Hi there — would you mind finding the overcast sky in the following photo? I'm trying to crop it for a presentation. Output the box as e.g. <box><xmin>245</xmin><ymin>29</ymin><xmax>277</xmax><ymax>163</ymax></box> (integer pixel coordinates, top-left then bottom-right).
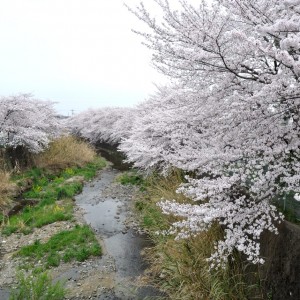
<box><xmin>0</xmin><ymin>0</ymin><xmax>199</xmax><ymax>115</ymax></box>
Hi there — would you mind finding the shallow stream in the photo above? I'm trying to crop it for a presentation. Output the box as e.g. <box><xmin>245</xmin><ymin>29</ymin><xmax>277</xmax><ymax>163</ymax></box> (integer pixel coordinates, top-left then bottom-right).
<box><xmin>75</xmin><ymin>167</ymin><xmax>161</xmax><ymax>299</ymax></box>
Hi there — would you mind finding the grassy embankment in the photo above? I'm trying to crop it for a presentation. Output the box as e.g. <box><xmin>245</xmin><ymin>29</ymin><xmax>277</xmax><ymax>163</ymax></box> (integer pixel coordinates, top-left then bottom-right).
<box><xmin>0</xmin><ymin>136</ymin><xmax>106</xmax><ymax>299</ymax></box>
<box><xmin>117</xmin><ymin>169</ymin><xmax>264</xmax><ymax>300</ymax></box>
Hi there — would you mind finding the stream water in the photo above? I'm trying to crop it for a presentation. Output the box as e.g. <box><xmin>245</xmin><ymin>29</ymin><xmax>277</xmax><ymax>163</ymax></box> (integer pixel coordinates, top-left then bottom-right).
<box><xmin>75</xmin><ymin>168</ymin><xmax>162</xmax><ymax>300</ymax></box>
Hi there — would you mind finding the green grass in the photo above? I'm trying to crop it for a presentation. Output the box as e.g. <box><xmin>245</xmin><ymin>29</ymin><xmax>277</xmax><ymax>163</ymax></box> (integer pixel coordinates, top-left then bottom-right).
<box><xmin>13</xmin><ymin>157</ymin><xmax>106</xmax><ymax>187</ymax></box>
<box><xmin>69</xmin><ymin>157</ymin><xmax>106</xmax><ymax>180</ymax></box>
<box><xmin>9</xmin><ymin>270</ymin><xmax>66</xmax><ymax>300</ymax></box>
<box><xmin>116</xmin><ymin>170</ymin><xmax>145</xmax><ymax>188</ymax></box>
<box><xmin>135</xmin><ymin>200</ymin><xmax>169</xmax><ymax>232</ymax></box>
<box><xmin>17</xmin><ymin>225</ymin><xmax>102</xmax><ymax>268</ymax></box>
<box><xmin>2</xmin><ymin>199</ymin><xmax>73</xmax><ymax>236</ymax></box>
<box><xmin>1</xmin><ymin>157</ymin><xmax>106</xmax><ymax>236</ymax></box>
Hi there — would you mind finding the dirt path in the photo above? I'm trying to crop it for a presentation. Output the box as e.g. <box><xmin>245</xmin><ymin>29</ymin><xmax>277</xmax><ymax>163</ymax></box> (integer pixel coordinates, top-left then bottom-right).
<box><xmin>0</xmin><ymin>167</ymin><xmax>161</xmax><ymax>300</ymax></box>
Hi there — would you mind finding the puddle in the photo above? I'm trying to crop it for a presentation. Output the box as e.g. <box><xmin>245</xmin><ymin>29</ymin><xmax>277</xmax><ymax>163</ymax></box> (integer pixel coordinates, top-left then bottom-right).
<box><xmin>80</xmin><ymin>201</ymin><xmax>126</xmax><ymax>237</ymax></box>
<box><xmin>75</xmin><ymin>168</ymin><xmax>163</xmax><ymax>299</ymax></box>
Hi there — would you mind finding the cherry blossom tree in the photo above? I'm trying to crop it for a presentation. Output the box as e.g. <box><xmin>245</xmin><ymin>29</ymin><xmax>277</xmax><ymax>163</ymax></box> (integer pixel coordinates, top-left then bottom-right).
<box><xmin>67</xmin><ymin>106</ymin><xmax>136</xmax><ymax>145</ymax></box>
<box><xmin>0</xmin><ymin>94</ymin><xmax>61</xmax><ymax>153</ymax></box>
<box><xmin>121</xmin><ymin>0</ymin><xmax>300</xmax><ymax>267</ymax></box>
<box><xmin>120</xmin><ymin>84</ymin><xmax>206</xmax><ymax>171</ymax></box>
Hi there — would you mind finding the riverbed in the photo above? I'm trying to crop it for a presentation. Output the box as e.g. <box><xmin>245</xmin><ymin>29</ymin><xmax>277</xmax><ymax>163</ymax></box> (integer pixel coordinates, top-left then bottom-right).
<box><xmin>75</xmin><ymin>167</ymin><xmax>162</xmax><ymax>299</ymax></box>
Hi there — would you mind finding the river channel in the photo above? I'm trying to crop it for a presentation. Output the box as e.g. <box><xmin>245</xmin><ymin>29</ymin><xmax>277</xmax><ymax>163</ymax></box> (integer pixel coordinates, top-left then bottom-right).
<box><xmin>75</xmin><ymin>167</ymin><xmax>162</xmax><ymax>300</ymax></box>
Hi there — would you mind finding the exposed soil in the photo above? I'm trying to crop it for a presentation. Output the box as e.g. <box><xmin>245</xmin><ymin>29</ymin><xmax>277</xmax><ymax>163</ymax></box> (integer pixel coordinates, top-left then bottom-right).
<box><xmin>0</xmin><ymin>167</ymin><xmax>161</xmax><ymax>300</ymax></box>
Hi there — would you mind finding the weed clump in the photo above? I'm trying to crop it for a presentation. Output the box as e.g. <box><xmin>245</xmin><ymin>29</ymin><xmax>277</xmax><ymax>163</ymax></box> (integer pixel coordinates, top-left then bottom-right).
<box><xmin>10</xmin><ymin>270</ymin><xmax>66</xmax><ymax>300</ymax></box>
<box><xmin>34</xmin><ymin>135</ymin><xmax>96</xmax><ymax>170</ymax></box>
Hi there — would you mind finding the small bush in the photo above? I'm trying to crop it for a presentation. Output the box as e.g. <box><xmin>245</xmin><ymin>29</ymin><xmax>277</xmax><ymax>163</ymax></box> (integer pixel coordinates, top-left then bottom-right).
<box><xmin>46</xmin><ymin>252</ymin><xmax>61</xmax><ymax>268</ymax></box>
<box><xmin>2</xmin><ymin>225</ymin><xmax>18</xmax><ymax>236</ymax></box>
<box><xmin>34</xmin><ymin>135</ymin><xmax>96</xmax><ymax>170</ymax></box>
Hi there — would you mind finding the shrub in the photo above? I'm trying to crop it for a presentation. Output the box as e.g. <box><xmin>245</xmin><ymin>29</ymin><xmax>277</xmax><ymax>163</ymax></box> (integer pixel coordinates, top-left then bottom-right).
<box><xmin>34</xmin><ymin>135</ymin><xmax>96</xmax><ymax>170</ymax></box>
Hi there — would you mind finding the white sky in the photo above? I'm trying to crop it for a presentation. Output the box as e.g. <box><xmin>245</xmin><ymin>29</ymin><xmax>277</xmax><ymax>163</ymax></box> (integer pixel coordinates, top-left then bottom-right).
<box><xmin>0</xmin><ymin>0</ymin><xmax>197</xmax><ymax>115</ymax></box>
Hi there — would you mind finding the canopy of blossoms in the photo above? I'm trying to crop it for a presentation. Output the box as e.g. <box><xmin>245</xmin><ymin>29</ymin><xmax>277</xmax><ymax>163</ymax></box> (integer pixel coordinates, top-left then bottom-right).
<box><xmin>0</xmin><ymin>94</ymin><xmax>61</xmax><ymax>153</ymax></box>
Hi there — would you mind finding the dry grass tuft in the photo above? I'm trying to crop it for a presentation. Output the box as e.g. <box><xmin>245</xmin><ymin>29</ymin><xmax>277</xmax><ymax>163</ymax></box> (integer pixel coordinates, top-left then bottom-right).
<box><xmin>143</xmin><ymin>227</ymin><xmax>259</xmax><ymax>300</ymax></box>
<box><xmin>145</xmin><ymin>169</ymin><xmax>190</xmax><ymax>204</ymax></box>
<box><xmin>34</xmin><ymin>135</ymin><xmax>96</xmax><ymax>170</ymax></box>
<box><xmin>0</xmin><ymin>171</ymin><xmax>16</xmax><ymax>210</ymax></box>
